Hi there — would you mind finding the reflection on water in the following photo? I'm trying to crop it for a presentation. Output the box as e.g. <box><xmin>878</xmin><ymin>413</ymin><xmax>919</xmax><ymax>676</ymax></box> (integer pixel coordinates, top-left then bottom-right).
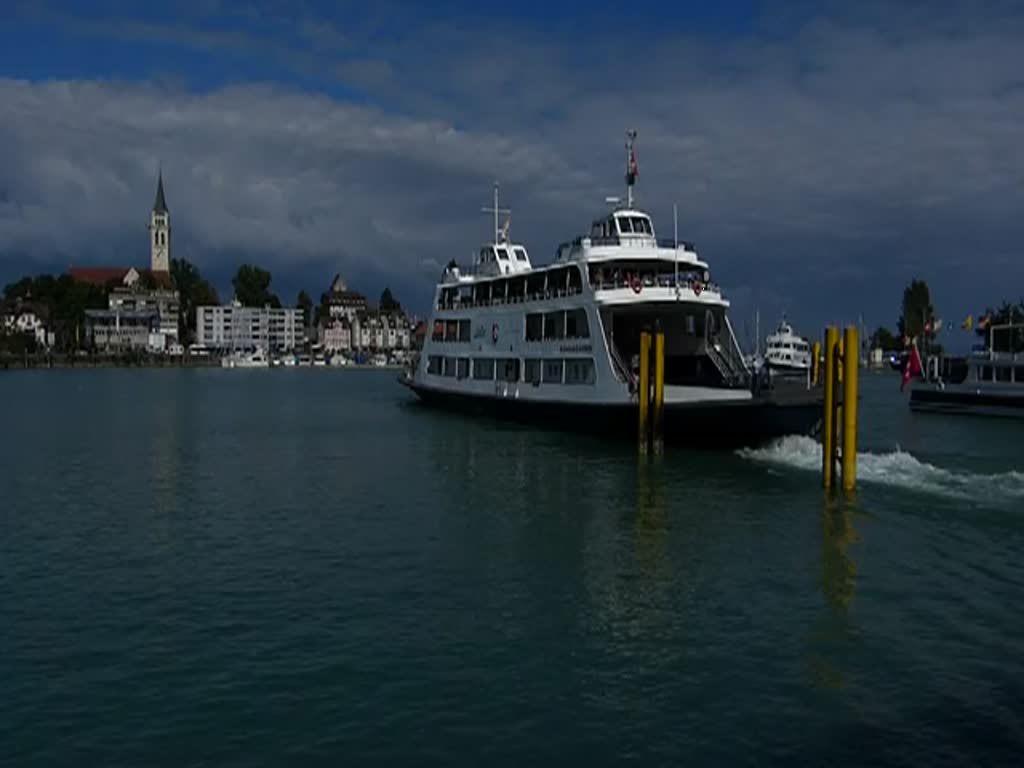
<box><xmin>633</xmin><ymin>457</ymin><xmax>668</xmax><ymax>574</ymax></box>
<box><xmin>808</xmin><ymin>492</ymin><xmax>861</xmax><ymax>690</ymax></box>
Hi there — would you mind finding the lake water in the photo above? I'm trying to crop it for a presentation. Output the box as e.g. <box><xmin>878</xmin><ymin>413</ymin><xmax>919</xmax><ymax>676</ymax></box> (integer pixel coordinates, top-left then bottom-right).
<box><xmin>2</xmin><ymin>368</ymin><xmax>1022</xmax><ymax>766</ymax></box>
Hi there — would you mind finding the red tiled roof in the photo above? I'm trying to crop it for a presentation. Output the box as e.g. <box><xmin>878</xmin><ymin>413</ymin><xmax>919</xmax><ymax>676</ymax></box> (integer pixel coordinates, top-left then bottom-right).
<box><xmin>69</xmin><ymin>266</ymin><xmax>131</xmax><ymax>285</ymax></box>
<box><xmin>69</xmin><ymin>267</ymin><xmax>173</xmax><ymax>289</ymax></box>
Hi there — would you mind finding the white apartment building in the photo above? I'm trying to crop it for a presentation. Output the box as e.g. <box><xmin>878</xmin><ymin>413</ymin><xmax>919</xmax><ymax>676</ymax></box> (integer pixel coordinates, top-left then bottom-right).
<box><xmin>196</xmin><ymin>302</ymin><xmax>303</xmax><ymax>351</ymax></box>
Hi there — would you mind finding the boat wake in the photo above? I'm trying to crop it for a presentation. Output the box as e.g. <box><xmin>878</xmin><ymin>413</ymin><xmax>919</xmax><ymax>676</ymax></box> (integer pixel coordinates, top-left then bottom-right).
<box><xmin>738</xmin><ymin>435</ymin><xmax>1024</xmax><ymax>503</ymax></box>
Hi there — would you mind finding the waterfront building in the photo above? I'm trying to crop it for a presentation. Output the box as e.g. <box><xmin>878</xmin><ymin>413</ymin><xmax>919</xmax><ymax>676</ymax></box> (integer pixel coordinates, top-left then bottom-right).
<box><xmin>326</xmin><ymin>275</ymin><xmax>368</xmax><ymax>321</ymax></box>
<box><xmin>1</xmin><ymin>301</ymin><xmax>53</xmax><ymax>348</ymax></box>
<box><xmin>84</xmin><ymin>309</ymin><xmax>161</xmax><ymax>351</ymax></box>
<box><xmin>196</xmin><ymin>302</ymin><xmax>303</xmax><ymax>352</ymax></box>
<box><xmin>320</xmin><ymin>318</ymin><xmax>353</xmax><ymax>353</ymax></box>
<box><xmin>69</xmin><ymin>172</ymin><xmax>180</xmax><ymax>349</ymax></box>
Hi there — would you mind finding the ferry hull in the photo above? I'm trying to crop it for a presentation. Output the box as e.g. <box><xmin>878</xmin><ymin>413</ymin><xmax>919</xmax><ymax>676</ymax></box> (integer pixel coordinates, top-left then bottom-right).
<box><xmin>403</xmin><ymin>381</ymin><xmax>822</xmax><ymax>448</ymax></box>
<box><xmin>909</xmin><ymin>387</ymin><xmax>1024</xmax><ymax>418</ymax></box>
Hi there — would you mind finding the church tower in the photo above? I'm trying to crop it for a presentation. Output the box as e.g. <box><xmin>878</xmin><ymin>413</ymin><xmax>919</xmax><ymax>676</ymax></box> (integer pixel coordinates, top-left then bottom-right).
<box><xmin>149</xmin><ymin>172</ymin><xmax>170</xmax><ymax>273</ymax></box>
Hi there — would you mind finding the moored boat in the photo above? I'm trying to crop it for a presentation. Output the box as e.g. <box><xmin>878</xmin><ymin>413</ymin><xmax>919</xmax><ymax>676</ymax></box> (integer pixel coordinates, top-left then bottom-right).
<box><xmin>910</xmin><ymin>323</ymin><xmax>1024</xmax><ymax>417</ymax></box>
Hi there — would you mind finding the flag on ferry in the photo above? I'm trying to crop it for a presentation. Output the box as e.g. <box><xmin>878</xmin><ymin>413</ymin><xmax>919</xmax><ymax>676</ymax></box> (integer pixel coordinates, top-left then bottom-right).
<box><xmin>962</xmin><ymin>314</ymin><xmax>973</xmax><ymax>330</ymax></box>
<box><xmin>900</xmin><ymin>342</ymin><xmax>923</xmax><ymax>392</ymax></box>
<box><xmin>628</xmin><ymin>149</ymin><xmax>639</xmax><ymax>181</ymax></box>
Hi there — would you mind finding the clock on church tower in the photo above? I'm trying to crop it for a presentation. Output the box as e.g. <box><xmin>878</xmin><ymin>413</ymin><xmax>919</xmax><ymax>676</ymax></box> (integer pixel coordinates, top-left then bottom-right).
<box><xmin>149</xmin><ymin>172</ymin><xmax>171</xmax><ymax>273</ymax></box>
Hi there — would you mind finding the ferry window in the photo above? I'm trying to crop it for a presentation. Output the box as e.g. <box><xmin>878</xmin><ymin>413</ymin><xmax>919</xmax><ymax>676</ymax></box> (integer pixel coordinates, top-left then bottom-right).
<box><xmin>456</xmin><ymin>358</ymin><xmax>470</xmax><ymax>380</ymax></box>
<box><xmin>996</xmin><ymin>366</ymin><xmax>1011</xmax><ymax>382</ymax></box>
<box><xmin>487</xmin><ymin>247</ymin><xmax>498</xmax><ymax>262</ymax></box>
<box><xmin>980</xmin><ymin>365</ymin><xmax>993</xmax><ymax>381</ymax></box>
<box><xmin>568</xmin><ymin>267</ymin><xmax>583</xmax><ymax>294</ymax></box>
<box><xmin>458</xmin><ymin>319</ymin><xmax>471</xmax><ymax>342</ymax></box>
<box><xmin>515</xmin><ymin>248</ymin><xmax>528</xmax><ymax>262</ymax></box>
<box><xmin>499</xmin><ymin>358</ymin><xmax>520</xmax><ymax>382</ymax></box>
<box><xmin>443</xmin><ymin>357</ymin><xmax>457</xmax><ymax>377</ymax></box>
<box><xmin>431</xmin><ymin>321</ymin><xmax>444</xmax><ymax>342</ymax></box>
<box><xmin>525</xmin><ymin>313</ymin><xmax>544</xmax><ymax>341</ymax></box>
<box><xmin>543</xmin><ymin>359</ymin><xmax>563</xmax><ymax>384</ymax></box>
<box><xmin>427</xmin><ymin>356</ymin><xmax>442</xmax><ymax>375</ymax></box>
<box><xmin>565</xmin><ymin>308</ymin><xmax>589</xmax><ymax>338</ymax></box>
<box><xmin>544</xmin><ymin>312</ymin><xmax>565</xmax><ymax>340</ymax></box>
<box><xmin>685</xmin><ymin>315</ymin><xmax>696</xmax><ymax>335</ymax></box>
<box><xmin>618</xmin><ymin>217</ymin><xmax>633</xmax><ymax>234</ymax></box>
<box><xmin>496</xmin><ymin>248</ymin><xmax>509</xmax><ymax>260</ymax></box>
<box><xmin>1015</xmin><ymin>367</ymin><xmax>1024</xmax><ymax>382</ymax></box>
<box><xmin>631</xmin><ymin>217</ymin><xmax>647</xmax><ymax>234</ymax></box>
<box><xmin>524</xmin><ymin>359</ymin><xmax>542</xmax><ymax>384</ymax></box>
<box><xmin>473</xmin><ymin>358</ymin><xmax>495</xmax><ymax>380</ymax></box>
<box><xmin>565</xmin><ymin>358</ymin><xmax>595</xmax><ymax>385</ymax></box>
<box><xmin>445</xmin><ymin>320</ymin><xmax>459</xmax><ymax>341</ymax></box>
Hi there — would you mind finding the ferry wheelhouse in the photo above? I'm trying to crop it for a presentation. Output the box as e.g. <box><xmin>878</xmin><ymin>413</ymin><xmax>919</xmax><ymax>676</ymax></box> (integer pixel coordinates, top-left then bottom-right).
<box><xmin>403</xmin><ymin>133</ymin><xmax>821</xmax><ymax>446</ymax></box>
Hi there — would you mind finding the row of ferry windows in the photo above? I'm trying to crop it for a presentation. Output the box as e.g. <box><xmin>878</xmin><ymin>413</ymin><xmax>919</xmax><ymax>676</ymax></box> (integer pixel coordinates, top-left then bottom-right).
<box><xmin>426</xmin><ymin>356</ymin><xmax>595</xmax><ymax>385</ymax></box>
<box><xmin>978</xmin><ymin>365</ymin><xmax>1024</xmax><ymax>383</ymax></box>
<box><xmin>438</xmin><ymin>266</ymin><xmax>584</xmax><ymax>309</ymax></box>
<box><xmin>431</xmin><ymin>310</ymin><xmax>591</xmax><ymax>343</ymax></box>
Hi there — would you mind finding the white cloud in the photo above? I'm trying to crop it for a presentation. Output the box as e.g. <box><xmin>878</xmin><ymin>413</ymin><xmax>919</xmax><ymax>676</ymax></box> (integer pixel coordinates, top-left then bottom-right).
<box><xmin>2</xmin><ymin>2</ymin><xmax>1024</xmax><ymax>328</ymax></box>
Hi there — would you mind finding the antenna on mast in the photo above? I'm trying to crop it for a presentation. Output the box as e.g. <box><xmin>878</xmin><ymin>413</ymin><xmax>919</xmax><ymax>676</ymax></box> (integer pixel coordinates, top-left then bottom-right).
<box><xmin>481</xmin><ymin>181</ymin><xmax>511</xmax><ymax>244</ymax></box>
<box><xmin>625</xmin><ymin>129</ymin><xmax>638</xmax><ymax>209</ymax></box>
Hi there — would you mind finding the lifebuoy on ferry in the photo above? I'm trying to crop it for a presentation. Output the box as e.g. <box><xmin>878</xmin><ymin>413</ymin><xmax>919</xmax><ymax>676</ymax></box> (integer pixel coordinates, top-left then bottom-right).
<box><xmin>693</xmin><ymin>281</ymin><xmax>703</xmax><ymax>296</ymax></box>
<box><xmin>491</xmin><ymin>323</ymin><xmax>499</xmax><ymax>344</ymax></box>
<box><xmin>630</xmin><ymin>275</ymin><xmax>642</xmax><ymax>294</ymax></box>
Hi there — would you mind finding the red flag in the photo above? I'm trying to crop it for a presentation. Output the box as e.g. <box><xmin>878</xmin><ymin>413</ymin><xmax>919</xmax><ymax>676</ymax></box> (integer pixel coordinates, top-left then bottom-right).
<box><xmin>901</xmin><ymin>343</ymin><xmax>922</xmax><ymax>391</ymax></box>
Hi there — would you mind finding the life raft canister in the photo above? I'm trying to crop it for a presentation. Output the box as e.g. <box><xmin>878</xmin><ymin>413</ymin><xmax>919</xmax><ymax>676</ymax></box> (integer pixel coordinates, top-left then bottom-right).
<box><xmin>630</xmin><ymin>275</ymin><xmax>642</xmax><ymax>294</ymax></box>
<box><xmin>491</xmin><ymin>323</ymin><xmax>499</xmax><ymax>343</ymax></box>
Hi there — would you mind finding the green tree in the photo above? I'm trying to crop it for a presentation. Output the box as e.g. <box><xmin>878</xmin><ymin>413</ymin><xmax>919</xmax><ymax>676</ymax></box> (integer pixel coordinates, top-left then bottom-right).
<box><xmin>869</xmin><ymin>326</ymin><xmax>899</xmax><ymax>350</ymax></box>
<box><xmin>379</xmin><ymin>287</ymin><xmax>401</xmax><ymax>314</ymax></box>
<box><xmin>3</xmin><ymin>273</ymin><xmax>107</xmax><ymax>351</ymax></box>
<box><xmin>171</xmin><ymin>258</ymin><xmax>220</xmax><ymax>344</ymax></box>
<box><xmin>897</xmin><ymin>279</ymin><xmax>935</xmax><ymax>341</ymax></box>
<box><xmin>296</xmin><ymin>290</ymin><xmax>313</xmax><ymax>327</ymax></box>
<box><xmin>232</xmin><ymin>264</ymin><xmax>280</xmax><ymax>308</ymax></box>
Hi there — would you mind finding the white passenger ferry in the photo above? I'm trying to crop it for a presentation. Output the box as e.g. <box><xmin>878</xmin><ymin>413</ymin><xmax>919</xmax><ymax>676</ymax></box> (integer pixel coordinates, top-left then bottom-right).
<box><xmin>764</xmin><ymin>317</ymin><xmax>812</xmax><ymax>375</ymax></box>
<box><xmin>403</xmin><ymin>133</ymin><xmax>821</xmax><ymax>446</ymax></box>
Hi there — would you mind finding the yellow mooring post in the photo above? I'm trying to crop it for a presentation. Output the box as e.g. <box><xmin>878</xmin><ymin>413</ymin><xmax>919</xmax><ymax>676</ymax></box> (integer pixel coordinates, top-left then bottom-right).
<box><xmin>652</xmin><ymin>331</ymin><xmax>665</xmax><ymax>455</ymax></box>
<box><xmin>822</xmin><ymin>326</ymin><xmax>839</xmax><ymax>489</ymax></box>
<box><xmin>638</xmin><ymin>331</ymin><xmax>651</xmax><ymax>454</ymax></box>
<box><xmin>837</xmin><ymin>336</ymin><xmax>845</xmax><ymax>384</ymax></box>
<box><xmin>841</xmin><ymin>325</ymin><xmax>859</xmax><ymax>491</ymax></box>
<box><xmin>812</xmin><ymin>340</ymin><xmax>822</xmax><ymax>386</ymax></box>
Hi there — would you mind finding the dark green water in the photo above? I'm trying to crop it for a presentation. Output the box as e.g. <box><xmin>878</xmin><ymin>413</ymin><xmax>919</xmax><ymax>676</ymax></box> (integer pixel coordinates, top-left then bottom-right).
<box><xmin>2</xmin><ymin>369</ymin><xmax>1022</xmax><ymax>766</ymax></box>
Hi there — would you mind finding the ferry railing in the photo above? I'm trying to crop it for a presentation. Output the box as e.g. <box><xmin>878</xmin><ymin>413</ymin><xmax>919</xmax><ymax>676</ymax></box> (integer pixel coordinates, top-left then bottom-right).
<box><xmin>607</xmin><ymin>339</ymin><xmax>636</xmax><ymax>390</ymax></box>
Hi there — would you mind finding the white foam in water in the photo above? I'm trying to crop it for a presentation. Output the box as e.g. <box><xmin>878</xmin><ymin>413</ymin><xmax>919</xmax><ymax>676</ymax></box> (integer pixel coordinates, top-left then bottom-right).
<box><xmin>738</xmin><ymin>435</ymin><xmax>1024</xmax><ymax>503</ymax></box>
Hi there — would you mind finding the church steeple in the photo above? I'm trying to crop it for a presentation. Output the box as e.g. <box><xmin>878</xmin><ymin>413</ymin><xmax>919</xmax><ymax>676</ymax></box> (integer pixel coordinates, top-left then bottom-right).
<box><xmin>149</xmin><ymin>171</ymin><xmax>171</xmax><ymax>272</ymax></box>
<box><xmin>153</xmin><ymin>171</ymin><xmax>168</xmax><ymax>214</ymax></box>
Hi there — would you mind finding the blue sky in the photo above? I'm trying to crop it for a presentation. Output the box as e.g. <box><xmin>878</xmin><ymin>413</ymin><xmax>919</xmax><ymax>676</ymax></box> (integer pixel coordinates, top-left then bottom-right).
<box><xmin>2</xmin><ymin>0</ymin><xmax>1024</xmax><ymax>346</ymax></box>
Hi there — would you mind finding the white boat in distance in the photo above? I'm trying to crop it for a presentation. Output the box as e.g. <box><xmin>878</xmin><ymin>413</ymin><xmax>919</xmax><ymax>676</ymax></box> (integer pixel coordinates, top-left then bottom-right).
<box><xmin>221</xmin><ymin>348</ymin><xmax>270</xmax><ymax>368</ymax></box>
<box><xmin>764</xmin><ymin>317</ymin><xmax>811</xmax><ymax>374</ymax></box>
<box><xmin>401</xmin><ymin>132</ymin><xmax>821</xmax><ymax>447</ymax></box>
